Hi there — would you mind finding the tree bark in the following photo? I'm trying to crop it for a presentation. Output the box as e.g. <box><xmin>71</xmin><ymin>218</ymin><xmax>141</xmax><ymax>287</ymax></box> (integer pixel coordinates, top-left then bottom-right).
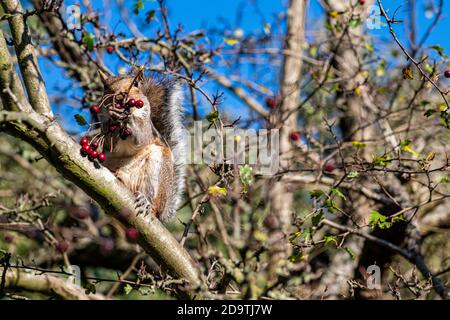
<box><xmin>267</xmin><ymin>0</ymin><xmax>307</xmax><ymax>280</ymax></box>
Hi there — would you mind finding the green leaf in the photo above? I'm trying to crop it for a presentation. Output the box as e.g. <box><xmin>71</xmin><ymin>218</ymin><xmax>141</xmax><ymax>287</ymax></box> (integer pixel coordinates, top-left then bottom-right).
<box><xmin>324</xmin><ymin>235</ymin><xmax>338</xmax><ymax>246</ymax></box>
<box><xmin>82</xmin><ymin>32</ymin><xmax>95</xmax><ymax>51</ymax></box>
<box><xmin>309</xmin><ymin>189</ymin><xmax>325</xmax><ymax>199</ymax></box>
<box><xmin>145</xmin><ymin>10</ymin><xmax>155</xmax><ymax>23</ymax></box>
<box><xmin>124</xmin><ymin>284</ymin><xmax>133</xmax><ymax>295</ymax></box>
<box><xmin>206</xmin><ymin>110</ymin><xmax>219</xmax><ymax>123</ymax></box>
<box><xmin>392</xmin><ymin>215</ymin><xmax>406</xmax><ymax>223</ymax></box>
<box><xmin>324</xmin><ymin>199</ymin><xmax>337</xmax><ymax>213</ymax></box>
<box><xmin>429</xmin><ymin>45</ymin><xmax>447</xmax><ymax>57</ymax></box>
<box><xmin>311</xmin><ymin>211</ymin><xmax>324</xmax><ymax>226</ymax></box>
<box><xmin>424</xmin><ymin>109</ymin><xmax>436</xmax><ymax>117</ymax></box>
<box><xmin>345</xmin><ymin>247</ymin><xmax>356</xmax><ymax>261</ymax></box>
<box><xmin>331</xmin><ymin>188</ymin><xmax>346</xmax><ymax>200</ymax></box>
<box><xmin>348</xmin><ymin>18</ymin><xmax>362</xmax><ymax>29</ymax></box>
<box><xmin>239</xmin><ymin>164</ymin><xmax>253</xmax><ymax>187</ymax></box>
<box><xmin>347</xmin><ymin>171</ymin><xmax>359</xmax><ymax>179</ymax></box>
<box><xmin>74</xmin><ymin>114</ymin><xmax>87</xmax><ymax>126</ymax></box>
<box><xmin>373</xmin><ymin>155</ymin><xmax>391</xmax><ymax>167</ymax></box>
<box><xmin>303</xmin><ymin>228</ymin><xmax>313</xmax><ymax>241</ymax></box>
<box><xmin>369</xmin><ymin>210</ymin><xmax>392</xmax><ymax>229</ymax></box>
<box><xmin>133</xmin><ymin>0</ymin><xmax>144</xmax><ymax>14</ymax></box>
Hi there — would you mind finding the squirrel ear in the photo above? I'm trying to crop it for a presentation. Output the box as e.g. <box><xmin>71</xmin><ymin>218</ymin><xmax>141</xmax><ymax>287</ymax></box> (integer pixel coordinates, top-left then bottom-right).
<box><xmin>98</xmin><ymin>70</ymin><xmax>110</xmax><ymax>86</ymax></box>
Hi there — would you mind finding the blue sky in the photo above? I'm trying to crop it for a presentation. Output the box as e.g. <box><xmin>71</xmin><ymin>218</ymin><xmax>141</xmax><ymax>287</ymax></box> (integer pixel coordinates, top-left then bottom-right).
<box><xmin>26</xmin><ymin>0</ymin><xmax>450</xmax><ymax>132</ymax></box>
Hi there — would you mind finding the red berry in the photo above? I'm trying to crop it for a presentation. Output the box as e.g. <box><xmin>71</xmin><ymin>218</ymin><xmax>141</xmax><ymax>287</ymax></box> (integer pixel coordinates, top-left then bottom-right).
<box><xmin>324</xmin><ymin>161</ymin><xmax>336</xmax><ymax>173</ymax></box>
<box><xmin>100</xmin><ymin>238</ymin><xmax>115</xmax><ymax>256</ymax></box>
<box><xmin>265</xmin><ymin>96</ymin><xmax>277</xmax><ymax>109</ymax></box>
<box><xmin>90</xmin><ymin>141</ymin><xmax>99</xmax><ymax>150</ymax></box>
<box><xmin>126</xmin><ymin>227</ymin><xmax>139</xmax><ymax>242</ymax></box>
<box><xmin>289</xmin><ymin>131</ymin><xmax>301</xmax><ymax>142</ymax></box>
<box><xmin>80</xmin><ymin>137</ymin><xmax>89</xmax><ymax>146</ymax></box>
<box><xmin>127</xmin><ymin>98</ymin><xmax>136</xmax><ymax>107</ymax></box>
<box><xmin>120</xmin><ymin>127</ymin><xmax>132</xmax><ymax>140</ymax></box>
<box><xmin>135</xmin><ymin>99</ymin><xmax>144</xmax><ymax>108</ymax></box>
<box><xmin>106</xmin><ymin>46</ymin><xmax>114</xmax><ymax>54</ymax></box>
<box><xmin>359</xmin><ymin>0</ymin><xmax>365</xmax><ymax>4</ymax></box>
<box><xmin>80</xmin><ymin>144</ymin><xmax>91</xmax><ymax>156</ymax></box>
<box><xmin>109</xmin><ymin>124</ymin><xmax>119</xmax><ymax>133</ymax></box>
<box><xmin>70</xmin><ymin>206</ymin><xmax>90</xmax><ymax>219</ymax></box>
<box><xmin>4</xmin><ymin>234</ymin><xmax>14</xmax><ymax>243</ymax></box>
<box><xmin>56</xmin><ymin>240</ymin><xmax>69</xmax><ymax>253</ymax></box>
<box><xmin>89</xmin><ymin>150</ymin><xmax>98</xmax><ymax>160</ymax></box>
<box><xmin>98</xmin><ymin>153</ymin><xmax>107</xmax><ymax>162</ymax></box>
<box><xmin>445</xmin><ymin>70</ymin><xmax>450</xmax><ymax>78</ymax></box>
<box><xmin>90</xmin><ymin>104</ymin><xmax>101</xmax><ymax>113</ymax></box>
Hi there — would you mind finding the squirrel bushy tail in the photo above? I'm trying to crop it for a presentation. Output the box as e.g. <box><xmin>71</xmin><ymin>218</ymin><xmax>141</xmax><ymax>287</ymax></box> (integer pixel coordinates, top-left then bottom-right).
<box><xmin>141</xmin><ymin>77</ymin><xmax>186</xmax><ymax>220</ymax></box>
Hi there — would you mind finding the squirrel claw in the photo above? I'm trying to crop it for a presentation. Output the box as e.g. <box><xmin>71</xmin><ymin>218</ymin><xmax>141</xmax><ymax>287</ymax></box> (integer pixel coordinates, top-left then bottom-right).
<box><xmin>134</xmin><ymin>192</ymin><xmax>151</xmax><ymax>216</ymax></box>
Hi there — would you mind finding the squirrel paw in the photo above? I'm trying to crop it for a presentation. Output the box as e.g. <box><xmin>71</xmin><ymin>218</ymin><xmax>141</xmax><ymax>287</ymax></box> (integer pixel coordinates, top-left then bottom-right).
<box><xmin>134</xmin><ymin>192</ymin><xmax>151</xmax><ymax>216</ymax></box>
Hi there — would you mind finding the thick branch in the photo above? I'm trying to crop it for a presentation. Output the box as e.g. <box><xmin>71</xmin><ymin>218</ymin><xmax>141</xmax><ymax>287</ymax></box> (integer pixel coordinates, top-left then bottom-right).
<box><xmin>0</xmin><ymin>111</ymin><xmax>201</xmax><ymax>292</ymax></box>
<box><xmin>1</xmin><ymin>267</ymin><xmax>106</xmax><ymax>300</ymax></box>
<box><xmin>2</xmin><ymin>0</ymin><xmax>52</xmax><ymax>115</ymax></box>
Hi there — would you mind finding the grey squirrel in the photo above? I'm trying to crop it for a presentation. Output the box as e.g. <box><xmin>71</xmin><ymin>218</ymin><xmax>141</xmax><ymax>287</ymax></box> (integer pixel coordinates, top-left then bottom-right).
<box><xmin>96</xmin><ymin>71</ymin><xmax>185</xmax><ymax>221</ymax></box>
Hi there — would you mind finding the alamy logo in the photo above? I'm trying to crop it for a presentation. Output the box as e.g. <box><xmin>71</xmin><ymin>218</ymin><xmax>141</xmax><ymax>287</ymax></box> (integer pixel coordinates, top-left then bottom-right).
<box><xmin>66</xmin><ymin>4</ymin><xmax>81</xmax><ymax>30</ymax></box>
<box><xmin>366</xmin><ymin>264</ymin><xmax>381</xmax><ymax>290</ymax></box>
<box><xmin>184</xmin><ymin>121</ymin><xmax>280</xmax><ymax>175</ymax></box>
<box><xmin>66</xmin><ymin>264</ymin><xmax>81</xmax><ymax>288</ymax></box>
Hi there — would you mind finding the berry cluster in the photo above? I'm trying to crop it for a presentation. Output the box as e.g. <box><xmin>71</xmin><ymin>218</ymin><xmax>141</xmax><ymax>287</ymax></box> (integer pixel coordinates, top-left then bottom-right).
<box><xmin>81</xmin><ymin>95</ymin><xmax>145</xmax><ymax>167</ymax></box>
<box><xmin>89</xmin><ymin>97</ymin><xmax>145</xmax><ymax>115</ymax></box>
<box><xmin>80</xmin><ymin>136</ymin><xmax>107</xmax><ymax>163</ymax></box>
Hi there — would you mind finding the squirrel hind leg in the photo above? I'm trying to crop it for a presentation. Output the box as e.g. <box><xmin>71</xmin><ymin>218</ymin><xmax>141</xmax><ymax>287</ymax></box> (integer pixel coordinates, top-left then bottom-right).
<box><xmin>134</xmin><ymin>191</ymin><xmax>151</xmax><ymax>216</ymax></box>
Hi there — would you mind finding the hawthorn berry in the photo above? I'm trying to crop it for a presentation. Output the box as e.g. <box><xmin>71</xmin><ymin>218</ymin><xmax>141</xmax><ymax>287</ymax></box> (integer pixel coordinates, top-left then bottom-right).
<box><xmin>90</xmin><ymin>141</ymin><xmax>99</xmax><ymax>150</ymax></box>
<box><xmin>127</xmin><ymin>98</ymin><xmax>136</xmax><ymax>107</ymax></box>
<box><xmin>80</xmin><ymin>137</ymin><xmax>89</xmax><ymax>146</ymax></box>
<box><xmin>121</xmin><ymin>127</ymin><xmax>132</xmax><ymax>140</ymax></box>
<box><xmin>445</xmin><ymin>70</ymin><xmax>450</xmax><ymax>78</ymax></box>
<box><xmin>80</xmin><ymin>144</ymin><xmax>91</xmax><ymax>156</ymax></box>
<box><xmin>109</xmin><ymin>124</ymin><xmax>119</xmax><ymax>133</ymax></box>
<box><xmin>88</xmin><ymin>150</ymin><xmax>99</xmax><ymax>161</ymax></box>
<box><xmin>90</xmin><ymin>104</ymin><xmax>101</xmax><ymax>113</ymax></box>
<box><xmin>289</xmin><ymin>131</ymin><xmax>301</xmax><ymax>142</ymax></box>
<box><xmin>126</xmin><ymin>227</ymin><xmax>139</xmax><ymax>242</ymax></box>
<box><xmin>324</xmin><ymin>161</ymin><xmax>336</xmax><ymax>173</ymax></box>
<box><xmin>135</xmin><ymin>99</ymin><xmax>144</xmax><ymax>108</ymax></box>
<box><xmin>265</xmin><ymin>96</ymin><xmax>277</xmax><ymax>109</ymax></box>
<box><xmin>56</xmin><ymin>240</ymin><xmax>69</xmax><ymax>253</ymax></box>
<box><xmin>106</xmin><ymin>46</ymin><xmax>114</xmax><ymax>54</ymax></box>
<box><xmin>99</xmin><ymin>238</ymin><xmax>115</xmax><ymax>256</ymax></box>
<box><xmin>98</xmin><ymin>153</ymin><xmax>107</xmax><ymax>162</ymax></box>
<box><xmin>70</xmin><ymin>206</ymin><xmax>90</xmax><ymax>219</ymax></box>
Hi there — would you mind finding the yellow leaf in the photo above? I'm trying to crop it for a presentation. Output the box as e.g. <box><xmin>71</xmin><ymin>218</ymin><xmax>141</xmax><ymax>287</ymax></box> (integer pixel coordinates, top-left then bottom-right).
<box><xmin>425</xmin><ymin>152</ymin><xmax>435</xmax><ymax>162</ymax></box>
<box><xmin>402</xmin><ymin>144</ymin><xmax>419</xmax><ymax>157</ymax></box>
<box><xmin>402</xmin><ymin>67</ymin><xmax>414</xmax><ymax>80</ymax></box>
<box><xmin>437</xmin><ymin>102</ymin><xmax>447</xmax><ymax>112</ymax></box>
<box><xmin>253</xmin><ymin>230</ymin><xmax>268</xmax><ymax>242</ymax></box>
<box><xmin>329</xmin><ymin>11</ymin><xmax>339</xmax><ymax>18</ymax></box>
<box><xmin>355</xmin><ymin>86</ymin><xmax>362</xmax><ymax>97</ymax></box>
<box><xmin>207</xmin><ymin>186</ymin><xmax>227</xmax><ymax>198</ymax></box>
<box><xmin>224</xmin><ymin>38</ymin><xmax>239</xmax><ymax>45</ymax></box>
